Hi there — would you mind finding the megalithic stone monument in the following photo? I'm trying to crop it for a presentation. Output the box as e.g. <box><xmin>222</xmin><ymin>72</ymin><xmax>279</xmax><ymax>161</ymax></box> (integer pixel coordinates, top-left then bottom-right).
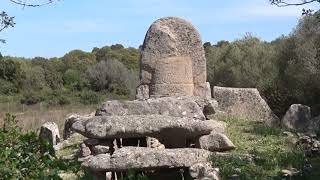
<box><xmin>136</xmin><ymin>17</ymin><xmax>211</xmax><ymax>99</ymax></box>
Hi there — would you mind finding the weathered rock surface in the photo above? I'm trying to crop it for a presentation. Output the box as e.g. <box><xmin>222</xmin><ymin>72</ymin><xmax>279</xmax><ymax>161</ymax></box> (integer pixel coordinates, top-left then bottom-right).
<box><xmin>213</xmin><ymin>86</ymin><xmax>279</xmax><ymax>126</ymax></box>
<box><xmin>139</xmin><ymin>17</ymin><xmax>209</xmax><ymax>98</ymax></box>
<box><xmin>282</xmin><ymin>104</ymin><xmax>312</xmax><ymax>132</ymax></box>
<box><xmin>135</xmin><ymin>84</ymin><xmax>149</xmax><ymax>100</ymax></box>
<box><xmin>147</xmin><ymin>137</ymin><xmax>165</xmax><ymax>149</ymax></box>
<box><xmin>189</xmin><ymin>163</ymin><xmax>221</xmax><ymax>180</ymax></box>
<box><xmin>203</xmin><ymin>120</ymin><xmax>226</xmax><ymax>134</ymax></box>
<box><xmin>92</xmin><ymin>145</ymin><xmax>110</xmax><ymax>155</ymax></box>
<box><xmin>196</xmin><ymin>133</ymin><xmax>236</xmax><ymax>152</ymax></box>
<box><xmin>82</xmin><ymin>147</ymin><xmax>213</xmax><ymax>171</ymax></box>
<box><xmin>80</xmin><ymin>143</ymin><xmax>91</xmax><ymax>157</ymax></box>
<box><xmin>39</xmin><ymin>122</ymin><xmax>60</xmax><ymax>145</ymax></box>
<box><xmin>96</xmin><ymin>96</ymin><xmax>206</xmax><ymax>120</ymax></box>
<box><xmin>309</xmin><ymin>115</ymin><xmax>320</xmax><ymax>134</ymax></box>
<box><xmin>71</xmin><ymin>115</ymin><xmax>213</xmax><ymax>139</ymax></box>
<box><xmin>63</xmin><ymin>113</ymin><xmax>94</xmax><ymax>140</ymax></box>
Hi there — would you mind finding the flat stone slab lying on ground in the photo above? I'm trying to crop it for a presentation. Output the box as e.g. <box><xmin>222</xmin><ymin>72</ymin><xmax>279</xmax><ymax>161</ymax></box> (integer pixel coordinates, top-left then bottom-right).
<box><xmin>82</xmin><ymin>147</ymin><xmax>213</xmax><ymax>171</ymax></box>
<box><xmin>71</xmin><ymin>115</ymin><xmax>214</xmax><ymax>139</ymax></box>
<box><xmin>96</xmin><ymin>96</ymin><xmax>206</xmax><ymax>120</ymax></box>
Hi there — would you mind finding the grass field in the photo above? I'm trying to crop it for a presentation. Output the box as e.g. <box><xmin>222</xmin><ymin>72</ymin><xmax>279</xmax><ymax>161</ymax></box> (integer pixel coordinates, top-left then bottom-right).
<box><xmin>212</xmin><ymin>116</ymin><xmax>307</xmax><ymax>179</ymax></box>
<box><xmin>0</xmin><ymin>102</ymin><xmax>97</xmax><ymax>133</ymax></box>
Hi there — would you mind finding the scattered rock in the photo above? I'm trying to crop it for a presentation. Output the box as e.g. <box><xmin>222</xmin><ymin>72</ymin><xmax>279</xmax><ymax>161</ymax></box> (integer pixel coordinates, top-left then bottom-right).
<box><xmin>39</xmin><ymin>122</ymin><xmax>60</xmax><ymax>145</ymax></box>
<box><xmin>146</xmin><ymin>137</ymin><xmax>165</xmax><ymax>149</ymax></box>
<box><xmin>58</xmin><ymin>172</ymin><xmax>78</xmax><ymax>180</ymax></box>
<box><xmin>92</xmin><ymin>145</ymin><xmax>110</xmax><ymax>155</ymax></box>
<box><xmin>82</xmin><ymin>147</ymin><xmax>213</xmax><ymax>171</ymax></box>
<box><xmin>196</xmin><ymin>133</ymin><xmax>236</xmax><ymax>152</ymax></box>
<box><xmin>96</xmin><ymin>96</ymin><xmax>206</xmax><ymax>120</ymax></box>
<box><xmin>281</xmin><ymin>168</ymin><xmax>299</xmax><ymax>177</ymax></box>
<box><xmin>282</xmin><ymin>104</ymin><xmax>312</xmax><ymax>132</ymax></box>
<box><xmin>189</xmin><ymin>162</ymin><xmax>221</xmax><ymax>180</ymax></box>
<box><xmin>63</xmin><ymin>113</ymin><xmax>94</xmax><ymax>140</ymax></box>
<box><xmin>80</xmin><ymin>143</ymin><xmax>91</xmax><ymax>157</ymax></box>
<box><xmin>71</xmin><ymin>115</ymin><xmax>213</xmax><ymax>140</ymax></box>
<box><xmin>139</xmin><ymin>17</ymin><xmax>209</xmax><ymax>98</ymax></box>
<box><xmin>213</xmin><ymin>86</ymin><xmax>279</xmax><ymax>126</ymax></box>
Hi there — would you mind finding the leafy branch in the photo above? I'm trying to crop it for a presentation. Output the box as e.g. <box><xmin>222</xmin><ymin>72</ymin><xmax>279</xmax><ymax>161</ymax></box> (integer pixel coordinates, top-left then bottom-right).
<box><xmin>9</xmin><ymin>0</ymin><xmax>55</xmax><ymax>7</ymax></box>
<box><xmin>270</xmin><ymin>0</ymin><xmax>320</xmax><ymax>7</ymax></box>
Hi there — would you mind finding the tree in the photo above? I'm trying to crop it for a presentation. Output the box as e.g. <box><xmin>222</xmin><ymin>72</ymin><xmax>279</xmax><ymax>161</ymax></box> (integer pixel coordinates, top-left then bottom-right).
<box><xmin>86</xmin><ymin>59</ymin><xmax>138</xmax><ymax>98</ymax></box>
<box><xmin>270</xmin><ymin>0</ymin><xmax>320</xmax><ymax>15</ymax></box>
<box><xmin>92</xmin><ymin>45</ymin><xmax>139</xmax><ymax>70</ymax></box>
<box><xmin>8</xmin><ymin>0</ymin><xmax>56</xmax><ymax>7</ymax></box>
<box><xmin>270</xmin><ymin>0</ymin><xmax>320</xmax><ymax>6</ymax></box>
<box><xmin>0</xmin><ymin>11</ymin><xmax>15</xmax><ymax>43</ymax></box>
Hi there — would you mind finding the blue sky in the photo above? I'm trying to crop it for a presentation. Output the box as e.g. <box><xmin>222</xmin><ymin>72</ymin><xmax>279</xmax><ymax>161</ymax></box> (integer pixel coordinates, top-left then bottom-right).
<box><xmin>0</xmin><ymin>0</ymin><xmax>318</xmax><ymax>58</ymax></box>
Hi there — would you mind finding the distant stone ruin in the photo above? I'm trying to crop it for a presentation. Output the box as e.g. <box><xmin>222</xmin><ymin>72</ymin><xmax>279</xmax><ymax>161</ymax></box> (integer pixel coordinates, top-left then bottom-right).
<box><xmin>137</xmin><ymin>17</ymin><xmax>211</xmax><ymax>99</ymax></box>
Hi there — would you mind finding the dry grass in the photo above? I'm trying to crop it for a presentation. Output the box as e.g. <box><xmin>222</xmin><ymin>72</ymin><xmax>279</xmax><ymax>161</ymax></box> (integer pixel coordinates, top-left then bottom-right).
<box><xmin>0</xmin><ymin>103</ymin><xmax>97</xmax><ymax>133</ymax></box>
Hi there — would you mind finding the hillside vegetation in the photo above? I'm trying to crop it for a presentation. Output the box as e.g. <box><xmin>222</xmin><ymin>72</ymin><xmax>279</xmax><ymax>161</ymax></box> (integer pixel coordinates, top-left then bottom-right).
<box><xmin>1</xmin><ymin>13</ymin><xmax>320</xmax><ymax>119</ymax></box>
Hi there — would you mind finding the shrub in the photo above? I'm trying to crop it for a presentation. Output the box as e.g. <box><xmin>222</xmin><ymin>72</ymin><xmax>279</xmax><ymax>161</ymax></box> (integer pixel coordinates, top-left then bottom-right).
<box><xmin>86</xmin><ymin>59</ymin><xmax>138</xmax><ymax>98</ymax></box>
<box><xmin>79</xmin><ymin>90</ymin><xmax>100</xmax><ymax>105</ymax></box>
<box><xmin>0</xmin><ymin>79</ymin><xmax>17</xmax><ymax>95</ymax></box>
<box><xmin>20</xmin><ymin>91</ymin><xmax>45</xmax><ymax>105</ymax></box>
<box><xmin>44</xmin><ymin>89</ymin><xmax>71</xmax><ymax>106</ymax></box>
<box><xmin>0</xmin><ymin>113</ymin><xmax>58</xmax><ymax>179</ymax></box>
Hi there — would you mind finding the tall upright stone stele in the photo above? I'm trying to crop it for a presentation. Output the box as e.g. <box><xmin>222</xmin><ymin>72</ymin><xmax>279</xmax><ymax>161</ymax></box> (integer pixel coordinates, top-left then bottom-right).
<box><xmin>136</xmin><ymin>17</ymin><xmax>211</xmax><ymax>99</ymax></box>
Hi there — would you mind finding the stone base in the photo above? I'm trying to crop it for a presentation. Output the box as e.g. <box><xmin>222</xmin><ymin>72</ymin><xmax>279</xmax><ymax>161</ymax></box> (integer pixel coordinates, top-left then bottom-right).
<box><xmin>149</xmin><ymin>83</ymin><xmax>194</xmax><ymax>97</ymax></box>
<box><xmin>194</xmin><ymin>82</ymin><xmax>212</xmax><ymax>99</ymax></box>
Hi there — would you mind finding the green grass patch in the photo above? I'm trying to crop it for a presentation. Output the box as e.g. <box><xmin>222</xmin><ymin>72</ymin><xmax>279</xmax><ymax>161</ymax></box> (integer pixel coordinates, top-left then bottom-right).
<box><xmin>212</xmin><ymin>116</ymin><xmax>305</xmax><ymax>180</ymax></box>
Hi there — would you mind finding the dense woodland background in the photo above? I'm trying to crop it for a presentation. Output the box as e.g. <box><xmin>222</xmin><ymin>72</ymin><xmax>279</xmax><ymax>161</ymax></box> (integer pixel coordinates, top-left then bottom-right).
<box><xmin>0</xmin><ymin>12</ymin><xmax>320</xmax><ymax>117</ymax></box>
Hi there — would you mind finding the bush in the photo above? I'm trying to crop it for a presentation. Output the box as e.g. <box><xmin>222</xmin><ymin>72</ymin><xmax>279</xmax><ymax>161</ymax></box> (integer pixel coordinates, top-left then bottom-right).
<box><xmin>44</xmin><ymin>89</ymin><xmax>71</xmax><ymax>106</ymax></box>
<box><xmin>0</xmin><ymin>79</ymin><xmax>17</xmax><ymax>95</ymax></box>
<box><xmin>0</xmin><ymin>113</ymin><xmax>63</xmax><ymax>179</ymax></box>
<box><xmin>79</xmin><ymin>90</ymin><xmax>100</xmax><ymax>105</ymax></box>
<box><xmin>86</xmin><ymin>59</ymin><xmax>138</xmax><ymax>98</ymax></box>
<box><xmin>20</xmin><ymin>91</ymin><xmax>45</xmax><ymax>105</ymax></box>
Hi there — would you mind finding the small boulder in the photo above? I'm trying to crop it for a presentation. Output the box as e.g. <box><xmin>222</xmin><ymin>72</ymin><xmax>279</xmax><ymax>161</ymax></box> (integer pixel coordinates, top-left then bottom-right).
<box><xmin>196</xmin><ymin>133</ymin><xmax>235</xmax><ymax>152</ymax></box>
<box><xmin>282</xmin><ymin>104</ymin><xmax>311</xmax><ymax>132</ymax></box>
<box><xmin>80</xmin><ymin>143</ymin><xmax>91</xmax><ymax>157</ymax></box>
<box><xmin>39</xmin><ymin>122</ymin><xmax>60</xmax><ymax>145</ymax></box>
<box><xmin>189</xmin><ymin>163</ymin><xmax>221</xmax><ymax>180</ymax></box>
<box><xmin>92</xmin><ymin>145</ymin><xmax>110</xmax><ymax>155</ymax></box>
<box><xmin>147</xmin><ymin>137</ymin><xmax>165</xmax><ymax>149</ymax></box>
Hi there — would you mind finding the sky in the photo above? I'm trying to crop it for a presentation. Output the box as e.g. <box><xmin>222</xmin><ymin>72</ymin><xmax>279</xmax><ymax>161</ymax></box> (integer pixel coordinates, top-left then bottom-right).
<box><xmin>0</xmin><ymin>0</ymin><xmax>319</xmax><ymax>58</ymax></box>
